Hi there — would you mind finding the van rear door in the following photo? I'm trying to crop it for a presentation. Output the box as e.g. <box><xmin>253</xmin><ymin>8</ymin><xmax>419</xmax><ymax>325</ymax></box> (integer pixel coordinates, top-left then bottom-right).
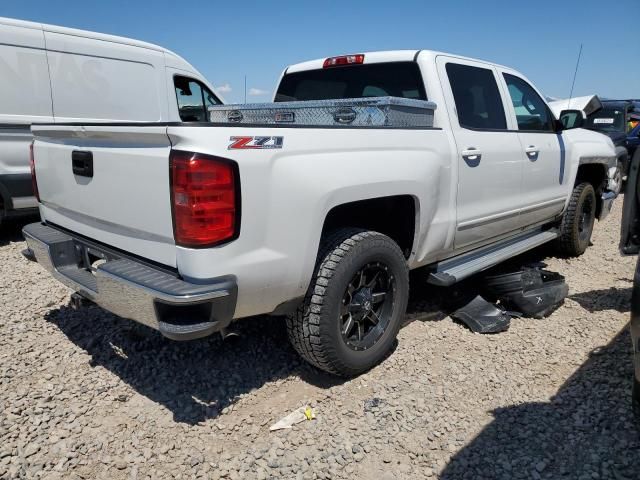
<box><xmin>0</xmin><ymin>19</ymin><xmax>52</xmax><ymax>205</ymax></box>
<box><xmin>43</xmin><ymin>28</ymin><xmax>168</xmax><ymax>122</ymax></box>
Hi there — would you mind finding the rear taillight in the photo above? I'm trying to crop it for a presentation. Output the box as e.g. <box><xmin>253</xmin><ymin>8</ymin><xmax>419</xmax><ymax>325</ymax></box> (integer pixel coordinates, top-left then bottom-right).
<box><xmin>170</xmin><ymin>150</ymin><xmax>239</xmax><ymax>248</ymax></box>
<box><xmin>323</xmin><ymin>54</ymin><xmax>365</xmax><ymax>68</ymax></box>
<box><xmin>29</xmin><ymin>141</ymin><xmax>40</xmax><ymax>202</ymax></box>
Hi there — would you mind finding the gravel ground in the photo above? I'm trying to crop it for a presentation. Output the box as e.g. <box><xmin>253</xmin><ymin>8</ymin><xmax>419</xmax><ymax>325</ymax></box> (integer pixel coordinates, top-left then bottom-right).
<box><xmin>1</xmin><ymin>201</ymin><xmax>639</xmax><ymax>480</ymax></box>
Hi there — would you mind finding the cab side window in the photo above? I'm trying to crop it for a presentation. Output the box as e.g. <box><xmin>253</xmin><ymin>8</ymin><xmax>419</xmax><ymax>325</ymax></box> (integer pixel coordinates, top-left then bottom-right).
<box><xmin>174</xmin><ymin>76</ymin><xmax>220</xmax><ymax>122</ymax></box>
<box><xmin>445</xmin><ymin>63</ymin><xmax>507</xmax><ymax>130</ymax></box>
<box><xmin>503</xmin><ymin>73</ymin><xmax>554</xmax><ymax>132</ymax></box>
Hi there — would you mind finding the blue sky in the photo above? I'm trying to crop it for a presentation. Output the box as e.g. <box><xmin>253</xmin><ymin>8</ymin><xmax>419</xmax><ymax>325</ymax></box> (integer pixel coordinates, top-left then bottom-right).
<box><xmin>2</xmin><ymin>0</ymin><xmax>638</xmax><ymax>104</ymax></box>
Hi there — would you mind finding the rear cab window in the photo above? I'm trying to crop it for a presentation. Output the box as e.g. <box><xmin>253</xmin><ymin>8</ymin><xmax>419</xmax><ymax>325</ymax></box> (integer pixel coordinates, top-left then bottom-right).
<box><xmin>174</xmin><ymin>76</ymin><xmax>220</xmax><ymax>122</ymax></box>
<box><xmin>274</xmin><ymin>62</ymin><xmax>427</xmax><ymax>102</ymax></box>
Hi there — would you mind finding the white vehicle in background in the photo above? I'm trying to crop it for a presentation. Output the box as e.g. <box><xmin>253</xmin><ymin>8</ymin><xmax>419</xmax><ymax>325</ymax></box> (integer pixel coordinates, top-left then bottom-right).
<box><xmin>548</xmin><ymin>95</ymin><xmax>603</xmax><ymax>119</ymax></box>
<box><xmin>24</xmin><ymin>50</ymin><xmax>619</xmax><ymax>376</ymax></box>
<box><xmin>0</xmin><ymin>16</ymin><xmax>220</xmax><ymax>225</ymax></box>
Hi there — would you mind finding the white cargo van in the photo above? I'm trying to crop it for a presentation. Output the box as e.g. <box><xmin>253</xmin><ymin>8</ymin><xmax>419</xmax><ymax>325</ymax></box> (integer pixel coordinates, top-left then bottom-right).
<box><xmin>0</xmin><ymin>16</ymin><xmax>221</xmax><ymax>223</ymax></box>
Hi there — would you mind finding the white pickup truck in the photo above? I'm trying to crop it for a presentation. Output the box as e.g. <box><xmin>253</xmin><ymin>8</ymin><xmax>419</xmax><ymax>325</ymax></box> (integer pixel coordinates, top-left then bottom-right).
<box><xmin>24</xmin><ymin>50</ymin><xmax>619</xmax><ymax>376</ymax></box>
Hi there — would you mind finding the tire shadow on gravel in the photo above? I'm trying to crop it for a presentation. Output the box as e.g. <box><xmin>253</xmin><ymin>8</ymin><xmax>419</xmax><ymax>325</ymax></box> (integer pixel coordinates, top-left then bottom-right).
<box><xmin>44</xmin><ymin>305</ymin><xmax>346</xmax><ymax>424</ymax></box>
<box><xmin>405</xmin><ymin>275</ymin><xmax>482</xmax><ymax>326</ymax></box>
<box><xmin>569</xmin><ymin>287</ymin><xmax>632</xmax><ymax>313</ymax></box>
<box><xmin>440</xmin><ymin>327</ymin><xmax>640</xmax><ymax>480</ymax></box>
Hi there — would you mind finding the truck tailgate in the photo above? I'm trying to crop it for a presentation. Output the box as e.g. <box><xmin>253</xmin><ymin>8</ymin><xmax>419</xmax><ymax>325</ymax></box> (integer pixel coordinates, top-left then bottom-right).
<box><xmin>31</xmin><ymin>125</ymin><xmax>176</xmax><ymax>267</ymax></box>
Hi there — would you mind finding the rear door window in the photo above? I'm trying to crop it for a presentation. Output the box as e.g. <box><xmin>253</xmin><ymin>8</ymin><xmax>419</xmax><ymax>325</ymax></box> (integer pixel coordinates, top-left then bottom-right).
<box><xmin>275</xmin><ymin>62</ymin><xmax>427</xmax><ymax>102</ymax></box>
<box><xmin>445</xmin><ymin>63</ymin><xmax>507</xmax><ymax>130</ymax></box>
<box><xmin>174</xmin><ymin>76</ymin><xmax>220</xmax><ymax>122</ymax></box>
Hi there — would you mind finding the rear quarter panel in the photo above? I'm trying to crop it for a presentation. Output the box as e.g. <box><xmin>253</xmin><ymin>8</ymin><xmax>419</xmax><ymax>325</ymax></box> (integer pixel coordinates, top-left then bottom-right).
<box><xmin>168</xmin><ymin>126</ymin><xmax>454</xmax><ymax>318</ymax></box>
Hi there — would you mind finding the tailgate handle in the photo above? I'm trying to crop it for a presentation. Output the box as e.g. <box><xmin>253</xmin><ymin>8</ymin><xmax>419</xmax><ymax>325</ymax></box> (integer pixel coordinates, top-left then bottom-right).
<box><xmin>72</xmin><ymin>151</ymin><xmax>93</xmax><ymax>178</ymax></box>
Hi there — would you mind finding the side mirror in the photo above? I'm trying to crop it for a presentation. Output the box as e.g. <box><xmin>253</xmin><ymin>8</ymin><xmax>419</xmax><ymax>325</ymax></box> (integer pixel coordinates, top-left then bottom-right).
<box><xmin>559</xmin><ymin>109</ymin><xmax>584</xmax><ymax>130</ymax></box>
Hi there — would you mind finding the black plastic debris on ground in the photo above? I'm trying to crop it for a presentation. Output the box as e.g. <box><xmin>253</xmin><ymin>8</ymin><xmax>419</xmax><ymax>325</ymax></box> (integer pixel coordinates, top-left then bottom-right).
<box><xmin>451</xmin><ymin>295</ymin><xmax>513</xmax><ymax>334</ymax></box>
<box><xmin>484</xmin><ymin>265</ymin><xmax>569</xmax><ymax>319</ymax></box>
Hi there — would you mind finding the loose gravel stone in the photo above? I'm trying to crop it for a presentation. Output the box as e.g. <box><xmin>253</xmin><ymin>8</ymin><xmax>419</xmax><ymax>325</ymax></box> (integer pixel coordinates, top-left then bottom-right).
<box><xmin>2</xmin><ymin>202</ymin><xmax>640</xmax><ymax>479</ymax></box>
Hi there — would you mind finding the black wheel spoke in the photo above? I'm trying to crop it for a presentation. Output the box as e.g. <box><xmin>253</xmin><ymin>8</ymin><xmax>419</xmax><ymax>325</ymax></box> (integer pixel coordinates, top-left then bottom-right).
<box><xmin>371</xmin><ymin>292</ymin><xmax>386</xmax><ymax>304</ymax></box>
<box><xmin>349</xmin><ymin>301</ymin><xmax>362</xmax><ymax>312</ymax></box>
<box><xmin>342</xmin><ymin>315</ymin><xmax>355</xmax><ymax>336</ymax></box>
<box><xmin>367</xmin><ymin>310</ymin><xmax>381</xmax><ymax>325</ymax></box>
<box><xmin>366</xmin><ymin>271</ymin><xmax>380</xmax><ymax>288</ymax></box>
<box><xmin>357</xmin><ymin>269</ymin><xmax>366</xmax><ymax>288</ymax></box>
<box><xmin>339</xmin><ymin>260</ymin><xmax>396</xmax><ymax>351</ymax></box>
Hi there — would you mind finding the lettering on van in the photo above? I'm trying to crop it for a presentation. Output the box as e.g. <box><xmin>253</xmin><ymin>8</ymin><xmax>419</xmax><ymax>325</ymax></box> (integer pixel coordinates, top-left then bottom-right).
<box><xmin>228</xmin><ymin>136</ymin><xmax>284</xmax><ymax>150</ymax></box>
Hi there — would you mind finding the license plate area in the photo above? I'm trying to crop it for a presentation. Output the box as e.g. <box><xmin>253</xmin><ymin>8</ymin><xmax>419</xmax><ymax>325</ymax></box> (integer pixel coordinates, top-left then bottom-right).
<box><xmin>72</xmin><ymin>241</ymin><xmax>120</xmax><ymax>274</ymax></box>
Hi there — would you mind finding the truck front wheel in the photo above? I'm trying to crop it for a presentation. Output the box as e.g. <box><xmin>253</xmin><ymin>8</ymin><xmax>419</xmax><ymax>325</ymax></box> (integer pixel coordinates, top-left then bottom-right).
<box><xmin>556</xmin><ymin>182</ymin><xmax>596</xmax><ymax>256</ymax></box>
<box><xmin>286</xmin><ymin>229</ymin><xmax>409</xmax><ymax>377</ymax></box>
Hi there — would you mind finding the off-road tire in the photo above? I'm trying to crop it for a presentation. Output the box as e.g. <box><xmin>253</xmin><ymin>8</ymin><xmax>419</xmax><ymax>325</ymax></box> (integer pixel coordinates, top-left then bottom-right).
<box><xmin>557</xmin><ymin>182</ymin><xmax>596</xmax><ymax>256</ymax></box>
<box><xmin>286</xmin><ymin>229</ymin><xmax>409</xmax><ymax>377</ymax></box>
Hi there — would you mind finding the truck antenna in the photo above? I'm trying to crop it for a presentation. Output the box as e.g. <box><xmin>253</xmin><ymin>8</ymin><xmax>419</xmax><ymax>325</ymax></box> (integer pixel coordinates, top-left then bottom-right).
<box><xmin>244</xmin><ymin>75</ymin><xmax>247</xmax><ymax>104</ymax></box>
<box><xmin>568</xmin><ymin>44</ymin><xmax>583</xmax><ymax>109</ymax></box>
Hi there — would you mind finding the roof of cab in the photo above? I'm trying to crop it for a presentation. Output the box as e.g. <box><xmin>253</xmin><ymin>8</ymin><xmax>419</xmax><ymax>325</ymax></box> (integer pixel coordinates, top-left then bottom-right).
<box><xmin>0</xmin><ymin>16</ymin><xmax>197</xmax><ymax>71</ymax></box>
<box><xmin>284</xmin><ymin>49</ymin><xmax>512</xmax><ymax>74</ymax></box>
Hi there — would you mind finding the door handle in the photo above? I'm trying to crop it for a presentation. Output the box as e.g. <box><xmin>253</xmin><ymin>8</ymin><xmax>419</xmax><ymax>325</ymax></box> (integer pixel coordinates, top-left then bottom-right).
<box><xmin>525</xmin><ymin>145</ymin><xmax>539</xmax><ymax>157</ymax></box>
<box><xmin>462</xmin><ymin>148</ymin><xmax>482</xmax><ymax>161</ymax></box>
<box><xmin>72</xmin><ymin>150</ymin><xmax>94</xmax><ymax>178</ymax></box>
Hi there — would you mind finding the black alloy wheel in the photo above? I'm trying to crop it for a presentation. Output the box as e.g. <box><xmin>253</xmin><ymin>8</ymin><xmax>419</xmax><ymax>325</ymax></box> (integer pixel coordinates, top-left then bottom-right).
<box><xmin>340</xmin><ymin>262</ymin><xmax>395</xmax><ymax>351</ymax></box>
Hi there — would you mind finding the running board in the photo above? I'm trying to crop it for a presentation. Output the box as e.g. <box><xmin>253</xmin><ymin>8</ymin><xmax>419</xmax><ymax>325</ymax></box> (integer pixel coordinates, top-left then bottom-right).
<box><xmin>428</xmin><ymin>229</ymin><xmax>559</xmax><ymax>286</ymax></box>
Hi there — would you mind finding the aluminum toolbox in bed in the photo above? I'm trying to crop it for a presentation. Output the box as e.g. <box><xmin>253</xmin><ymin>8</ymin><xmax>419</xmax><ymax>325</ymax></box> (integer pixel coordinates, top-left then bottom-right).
<box><xmin>208</xmin><ymin>96</ymin><xmax>436</xmax><ymax>128</ymax></box>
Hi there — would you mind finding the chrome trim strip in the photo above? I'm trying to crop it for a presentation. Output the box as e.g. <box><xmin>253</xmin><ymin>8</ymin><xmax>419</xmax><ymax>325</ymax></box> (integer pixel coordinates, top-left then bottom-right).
<box><xmin>519</xmin><ymin>197</ymin><xmax>566</xmax><ymax>214</ymax></box>
<box><xmin>458</xmin><ymin>208</ymin><xmax>520</xmax><ymax>231</ymax></box>
<box><xmin>42</xmin><ymin>201</ymin><xmax>174</xmax><ymax>244</ymax></box>
<box><xmin>458</xmin><ymin>198</ymin><xmax>566</xmax><ymax>232</ymax></box>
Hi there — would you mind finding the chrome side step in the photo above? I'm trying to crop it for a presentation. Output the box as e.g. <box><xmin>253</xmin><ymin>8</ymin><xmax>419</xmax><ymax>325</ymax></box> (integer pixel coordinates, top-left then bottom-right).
<box><xmin>428</xmin><ymin>229</ymin><xmax>559</xmax><ymax>286</ymax></box>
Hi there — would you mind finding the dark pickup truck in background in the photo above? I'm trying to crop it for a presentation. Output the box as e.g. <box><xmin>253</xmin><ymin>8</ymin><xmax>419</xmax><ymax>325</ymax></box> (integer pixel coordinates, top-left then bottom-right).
<box><xmin>587</xmin><ymin>100</ymin><xmax>639</xmax><ymax>177</ymax></box>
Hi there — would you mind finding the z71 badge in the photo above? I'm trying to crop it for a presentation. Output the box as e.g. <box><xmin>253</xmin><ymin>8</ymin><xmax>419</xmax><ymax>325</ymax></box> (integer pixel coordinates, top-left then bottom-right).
<box><xmin>228</xmin><ymin>136</ymin><xmax>283</xmax><ymax>150</ymax></box>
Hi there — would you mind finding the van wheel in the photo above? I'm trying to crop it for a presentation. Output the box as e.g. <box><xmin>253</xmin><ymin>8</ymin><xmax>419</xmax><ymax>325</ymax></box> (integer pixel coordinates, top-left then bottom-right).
<box><xmin>286</xmin><ymin>229</ymin><xmax>409</xmax><ymax>377</ymax></box>
<box><xmin>557</xmin><ymin>182</ymin><xmax>596</xmax><ymax>256</ymax></box>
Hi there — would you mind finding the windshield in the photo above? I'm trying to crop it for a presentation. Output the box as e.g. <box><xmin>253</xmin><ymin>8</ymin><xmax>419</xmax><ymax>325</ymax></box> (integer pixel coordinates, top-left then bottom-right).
<box><xmin>275</xmin><ymin>62</ymin><xmax>427</xmax><ymax>102</ymax></box>
<box><xmin>585</xmin><ymin>107</ymin><xmax>626</xmax><ymax>133</ymax></box>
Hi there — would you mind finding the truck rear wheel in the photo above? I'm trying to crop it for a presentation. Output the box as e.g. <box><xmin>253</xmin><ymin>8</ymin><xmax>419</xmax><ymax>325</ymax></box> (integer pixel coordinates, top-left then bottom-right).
<box><xmin>286</xmin><ymin>229</ymin><xmax>409</xmax><ymax>377</ymax></box>
<box><xmin>556</xmin><ymin>182</ymin><xmax>596</xmax><ymax>256</ymax></box>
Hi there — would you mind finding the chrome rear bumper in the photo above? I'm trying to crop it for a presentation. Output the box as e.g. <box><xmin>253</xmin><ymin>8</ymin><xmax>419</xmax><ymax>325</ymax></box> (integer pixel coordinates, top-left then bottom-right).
<box><xmin>22</xmin><ymin>222</ymin><xmax>237</xmax><ymax>340</ymax></box>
